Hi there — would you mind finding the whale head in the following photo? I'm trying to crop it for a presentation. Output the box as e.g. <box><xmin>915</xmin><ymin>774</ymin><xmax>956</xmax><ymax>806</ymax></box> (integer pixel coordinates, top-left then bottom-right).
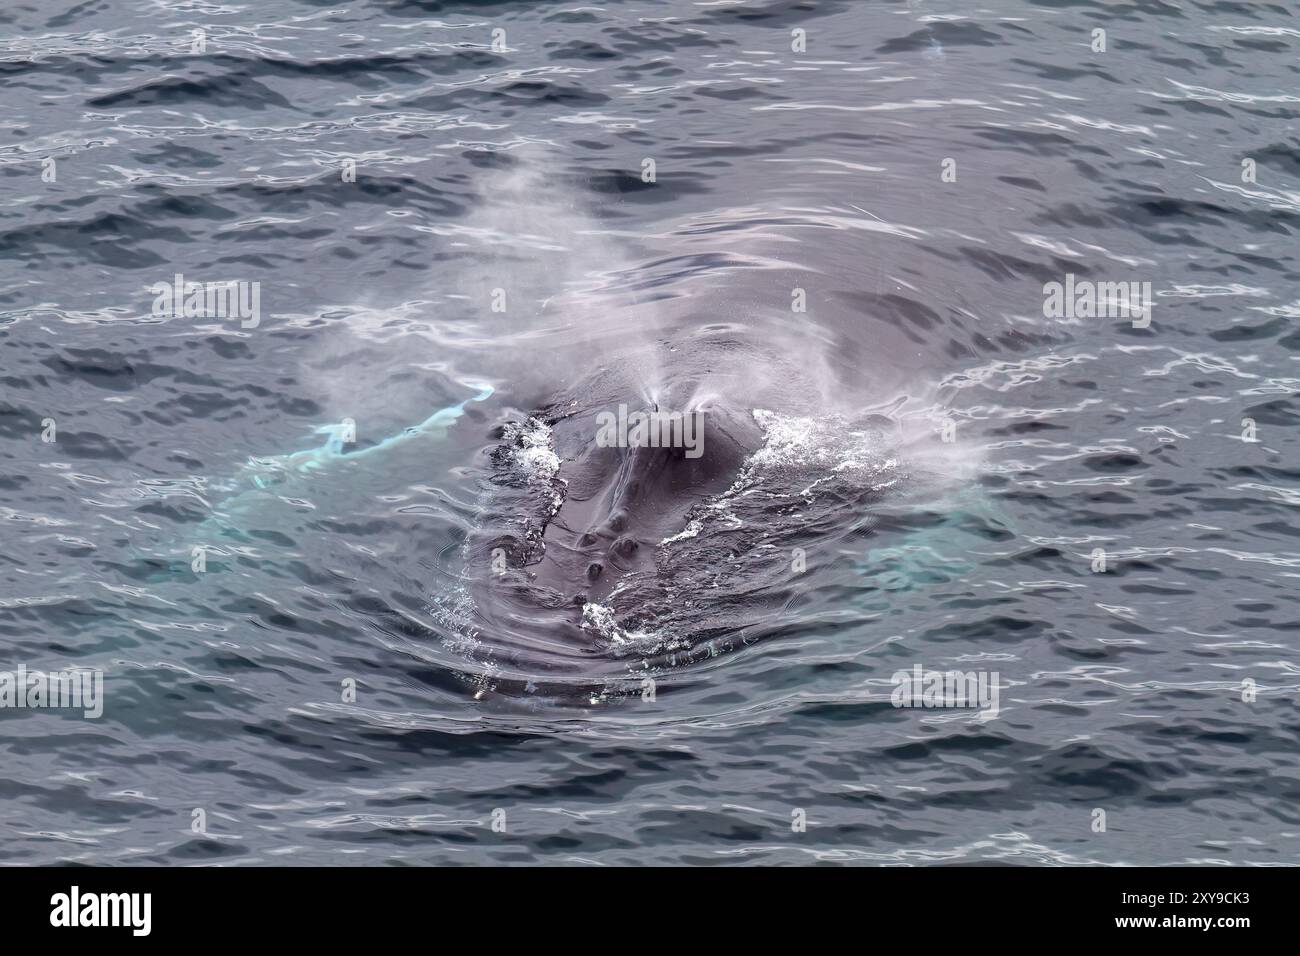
<box><xmin>524</xmin><ymin>398</ymin><xmax>761</xmax><ymax>608</ymax></box>
<box><xmin>456</xmin><ymin>329</ymin><xmax>830</xmax><ymax>693</ymax></box>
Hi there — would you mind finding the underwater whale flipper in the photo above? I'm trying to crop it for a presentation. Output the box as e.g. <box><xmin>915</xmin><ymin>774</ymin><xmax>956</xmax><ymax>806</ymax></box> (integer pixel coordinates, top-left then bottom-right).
<box><xmin>205</xmin><ymin>383</ymin><xmax>494</xmax><ymax>538</ymax></box>
<box><xmin>131</xmin><ymin>384</ymin><xmax>494</xmax><ymax>578</ymax></box>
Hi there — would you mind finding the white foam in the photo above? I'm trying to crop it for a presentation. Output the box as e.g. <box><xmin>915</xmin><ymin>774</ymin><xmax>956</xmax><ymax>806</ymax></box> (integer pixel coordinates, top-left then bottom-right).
<box><xmin>659</xmin><ymin>519</ymin><xmax>703</xmax><ymax>546</ymax></box>
<box><xmin>747</xmin><ymin>409</ymin><xmax>898</xmax><ymax>481</ymax></box>
<box><xmin>503</xmin><ymin>417</ymin><xmax>561</xmax><ymax>481</ymax></box>
<box><xmin>580</xmin><ymin>602</ymin><xmax>687</xmax><ymax>655</ymax></box>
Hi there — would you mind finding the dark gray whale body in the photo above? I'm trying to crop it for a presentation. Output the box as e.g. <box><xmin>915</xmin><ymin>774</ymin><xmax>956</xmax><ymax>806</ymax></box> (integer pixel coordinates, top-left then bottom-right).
<box><xmin>478</xmin><ymin>330</ymin><xmax>773</xmax><ymax>611</ymax></box>
<box><xmin>453</xmin><ymin>326</ymin><xmax>907</xmax><ymax>700</ymax></box>
<box><xmin>520</xmin><ymin>395</ymin><xmax>761</xmax><ymax>608</ymax></box>
<box><xmin>457</xmin><ymin>329</ymin><xmax>799</xmax><ymax>690</ymax></box>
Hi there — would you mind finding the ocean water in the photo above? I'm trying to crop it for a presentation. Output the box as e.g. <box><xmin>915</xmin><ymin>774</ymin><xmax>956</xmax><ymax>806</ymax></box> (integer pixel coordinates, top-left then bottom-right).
<box><xmin>1</xmin><ymin>0</ymin><xmax>1298</xmax><ymax>866</ymax></box>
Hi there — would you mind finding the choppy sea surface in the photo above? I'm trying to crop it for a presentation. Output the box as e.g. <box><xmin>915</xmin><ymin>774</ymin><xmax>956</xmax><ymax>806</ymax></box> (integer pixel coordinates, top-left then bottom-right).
<box><xmin>1</xmin><ymin>0</ymin><xmax>1298</xmax><ymax>866</ymax></box>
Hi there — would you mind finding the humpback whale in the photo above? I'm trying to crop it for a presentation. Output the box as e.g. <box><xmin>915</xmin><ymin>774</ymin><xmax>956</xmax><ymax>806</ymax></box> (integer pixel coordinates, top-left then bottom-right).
<box><xmin>445</xmin><ymin>321</ymin><xmax>936</xmax><ymax>702</ymax></box>
<box><xmin>131</xmin><ymin>299</ymin><xmax>976</xmax><ymax>704</ymax></box>
<box><xmin>467</xmin><ymin>328</ymin><xmax>786</xmax><ymax>629</ymax></box>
